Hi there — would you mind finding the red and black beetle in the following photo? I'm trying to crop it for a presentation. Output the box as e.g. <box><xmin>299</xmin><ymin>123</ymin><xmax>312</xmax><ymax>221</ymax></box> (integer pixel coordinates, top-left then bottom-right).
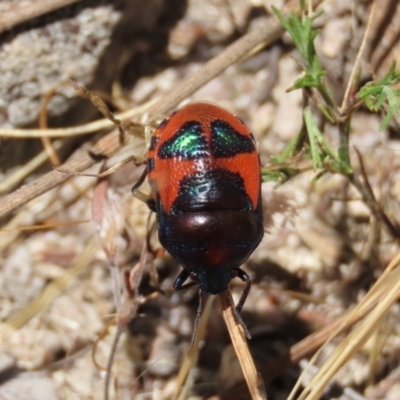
<box><xmin>135</xmin><ymin>102</ymin><xmax>264</xmax><ymax>337</ymax></box>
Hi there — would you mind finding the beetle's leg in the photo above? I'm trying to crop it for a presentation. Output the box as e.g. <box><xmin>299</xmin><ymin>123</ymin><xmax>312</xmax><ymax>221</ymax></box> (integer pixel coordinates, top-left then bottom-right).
<box><xmin>131</xmin><ymin>166</ymin><xmax>156</xmax><ymax>211</ymax></box>
<box><xmin>235</xmin><ymin>268</ymin><xmax>251</xmax><ymax>314</ymax></box>
<box><xmin>70</xmin><ymin>80</ymin><xmax>145</xmax><ymax>144</ymax></box>
<box><xmin>229</xmin><ymin>268</ymin><xmax>251</xmax><ymax>339</ymax></box>
<box><xmin>131</xmin><ymin>164</ymin><xmax>148</xmax><ymax>192</ymax></box>
<box><xmin>173</xmin><ymin>271</ymin><xmax>203</xmax><ymax>346</ymax></box>
<box><xmin>145</xmin><ymin>217</ymin><xmax>165</xmax><ymax>295</ymax></box>
<box><xmin>145</xmin><ymin>217</ymin><xmax>158</xmax><ymax>256</ymax></box>
<box><xmin>56</xmin><ymin>155</ymin><xmax>143</xmax><ymax>178</ymax></box>
<box><xmin>173</xmin><ymin>269</ymin><xmax>198</xmax><ymax>291</ymax></box>
<box><xmin>173</xmin><ymin>271</ymin><xmax>202</xmax><ymax>346</ymax></box>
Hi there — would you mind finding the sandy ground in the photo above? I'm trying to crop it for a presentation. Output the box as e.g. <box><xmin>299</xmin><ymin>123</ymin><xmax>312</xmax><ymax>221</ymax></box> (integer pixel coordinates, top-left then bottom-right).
<box><xmin>1</xmin><ymin>0</ymin><xmax>400</xmax><ymax>399</ymax></box>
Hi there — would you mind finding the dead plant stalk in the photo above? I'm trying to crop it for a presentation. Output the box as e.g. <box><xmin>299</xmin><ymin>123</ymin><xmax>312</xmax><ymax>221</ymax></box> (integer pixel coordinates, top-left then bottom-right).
<box><xmin>219</xmin><ymin>291</ymin><xmax>266</xmax><ymax>400</ymax></box>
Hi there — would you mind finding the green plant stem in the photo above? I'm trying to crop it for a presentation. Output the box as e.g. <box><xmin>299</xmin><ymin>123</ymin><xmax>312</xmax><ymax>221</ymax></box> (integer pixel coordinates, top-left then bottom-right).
<box><xmin>338</xmin><ymin>119</ymin><xmax>351</xmax><ymax>167</ymax></box>
<box><xmin>316</xmin><ymin>81</ymin><xmax>336</xmax><ymax>110</ymax></box>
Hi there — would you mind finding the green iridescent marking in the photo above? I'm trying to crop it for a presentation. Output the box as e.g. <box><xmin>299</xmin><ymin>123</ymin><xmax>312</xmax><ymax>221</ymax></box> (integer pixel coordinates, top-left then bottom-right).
<box><xmin>211</xmin><ymin>119</ymin><xmax>255</xmax><ymax>158</ymax></box>
<box><xmin>158</xmin><ymin>121</ymin><xmax>208</xmax><ymax>159</ymax></box>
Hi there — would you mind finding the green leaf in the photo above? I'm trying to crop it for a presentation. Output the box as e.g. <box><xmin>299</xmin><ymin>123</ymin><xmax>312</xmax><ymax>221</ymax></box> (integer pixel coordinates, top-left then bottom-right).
<box><xmin>274</xmin><ymin>135</ymin><xmax>299</xmax><ymax>163</ymax></box>
<box><xmin>359</xmin><ymin>61</ymin><xmax>400</xmax><ymax>131</ymax></box>
<box><xmin>272</xmin><ymin>5</ymin><xmax>333</xmax><ymax>108</ymax></box>
<box><xmin>303</xmin><ymin>108</ymin><xmax>322</xmax><ymax>170</ymax></box>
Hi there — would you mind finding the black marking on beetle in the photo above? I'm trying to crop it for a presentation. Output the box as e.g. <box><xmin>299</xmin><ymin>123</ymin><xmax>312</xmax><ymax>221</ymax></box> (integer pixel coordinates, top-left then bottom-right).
<box><xmin>171</xmin><ymin>168</ymin><xmax>252</xmax><ymax>215</ymax></box>
<box><xmin>158</xmin><ymin>121</ymin><xmax>209</xmax><ymax>160</ymax></box>
<box><xmin>148</xmin><ymin>157</ymin><xmax>155</xmax><ymax>173</ymax></box>
<box><xmin>157</xmin><ymin>118</ymin><xmax>170</xmax><ymax>131</ymax></box>
<box><xmin>150</xmin><ymin>136</ymin><xmax>159</xmax><ymax>151</ymax></box>
<box><xmin>210</xmin><ymin>119</ymin><xmax>255</xmax><ymax>158</ymax></box>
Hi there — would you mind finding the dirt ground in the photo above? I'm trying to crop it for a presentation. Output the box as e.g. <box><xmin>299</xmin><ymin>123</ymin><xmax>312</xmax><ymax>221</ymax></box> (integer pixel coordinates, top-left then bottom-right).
<box><xmin>1</xmin><ymin>0</ymin><xmax>400</xmax><ymax>399</ymax></box>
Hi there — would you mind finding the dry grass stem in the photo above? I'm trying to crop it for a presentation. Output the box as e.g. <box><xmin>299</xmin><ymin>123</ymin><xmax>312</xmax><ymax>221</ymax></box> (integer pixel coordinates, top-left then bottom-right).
<box><xmin>0</xmin><ymin>139</ymin><xmax>64</xmax><ymax>194</ymax></box>
<box><xmin>104</xmin><ymin>245</ymin><xmax>148</xmax><ymax>400</ymax></box>
<box><xmin>39</xmin><ymin>87</ymin><xmax>63</xmax><ymax>166</ymax></box>
<box><xmin>0</xmin><ymin>0</ymin><xmax>82</xmax><ymax>34</ymax></box>
<box><xmin>295</xmin><ymin>249</ymin><xmax>400</xmax><ymax>400</ymax></box>
<box><xmin>340</xmin><ymin>0</ymin><xmax>376</xmax><ymax>112</ymax></box>
<box><xmin>221</xmin><ymin>298</ymin><xmax>374</xmax><ymax>399</ymax></box>
<box><xmin>0</xmin><ymin>98</ymin><xmax>157</xmax><ymax>138</ymax></box>
<box><xmin>0</xmin><ymin>178</ymin><xmax>94</xmax><ymax>256</ymax></box>
<box><xmin>0</xmin><ymin>220</ymin><xmax>90</xmax><ymax>233</ymax></box>
<box><xmin>219</xmin><ymin>290</ymin><xmax>266</xmax><ymax>400</ymax></box>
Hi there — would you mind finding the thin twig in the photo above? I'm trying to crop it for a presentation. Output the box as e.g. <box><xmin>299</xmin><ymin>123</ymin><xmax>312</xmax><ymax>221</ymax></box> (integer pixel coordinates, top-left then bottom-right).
<box><xmin>39</xmin><ymin>87</ymin><xmax>62</xmax><ymax>165</ymax></box>
<box><xmin>104</xmin><ymin>325</ymin><xmax>124</xmax><ymax>400</ymax></box>
<box><xmin>219</xmin><ymin>295</ymin><xmax>374</xmax><ymax>400</ymax></box>
<box><xmin>104</xmin><ymin>244</ymin><xmax>148</xmax><ymax>400</ymax></box>
<box><xmin>298</xmin><ymin>254</ymin><xmax>400</xmax><ymax>400</ymax></box>
<box><xmin>0</xmin><ymin>99</ymin><xmax>156</xmax><ymax>138</ymax></box>
<box><xmin>219</xmin><ymin>291</ymin><xmax>266</xmax><ymax>400</ymax></box>
<box><xmin>0</xmin><ymin>139</ymin><xmax>64</xmax><ymax>194</ymax></box>
<box><xmin>340</xmin><ymin>0</ymin><xmax>376</xmax><ymax>113</ymax></box>
<box><xmin>350</xmin><ymin>147</ymin><xmax>400</xmax><ymax>239</ymax></box>
<box><xmin>0</xmin><ymin>0</ymin><xmax>81</xmax><ymax>34</ymax></box>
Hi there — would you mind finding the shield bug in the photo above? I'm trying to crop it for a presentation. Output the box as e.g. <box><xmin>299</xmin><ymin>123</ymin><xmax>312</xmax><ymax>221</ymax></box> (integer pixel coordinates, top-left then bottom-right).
<box><xmin>137</xmin><ymin>102</ymin><xmax>264</xmax><ymax>339</ymax></box>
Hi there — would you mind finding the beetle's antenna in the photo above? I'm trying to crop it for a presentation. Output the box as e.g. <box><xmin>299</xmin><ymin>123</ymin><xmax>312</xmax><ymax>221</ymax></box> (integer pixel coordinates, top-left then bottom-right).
<box><xmin>191</xmin><ymin>288</ymin><xmax>203</xmax><ymax>347</ymax></box>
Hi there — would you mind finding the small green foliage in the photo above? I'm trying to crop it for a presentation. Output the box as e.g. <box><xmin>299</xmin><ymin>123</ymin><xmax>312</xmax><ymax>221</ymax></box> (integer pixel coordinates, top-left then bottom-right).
<box><xmin>272</xmin><ymin>135</ymin><xmax>299</xmax><ymax>163</ymax></box>
<box><xmin>258</xmin><ymin>1</ymin><xmax>400</xmax><ymax>261</ymax></box>
<box><xmin>272</xmin><ymin>7</ymin><xmax>326</xmax><ymax>92</ymax></box>
<box><xmin>359</xmin><ymin>61</ymin><xmax>400</xmax><ymax>130</ymax></box>
<box><xmin>264</xmin><ymin>3</ymin><xmax>400</xmax><ymax>188</ymax></box>
<box><xmin>261</xmin><ymin>136</ymin><xmax>304</xmax><ymax>185</ymax></box>
<box><xmin>261</xmin><ymin>166</ymin><xmax>299</xmax><ymax>185</ymax></box>
<box><xmin>303</xmin><ymin>108</ymin><xmax>351</xmax><ymax>174</ymax></box>
<box><xmin>303</xmin><ymin>108</ymin><xmax>322</xmax><ymax>170</ymax></box>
